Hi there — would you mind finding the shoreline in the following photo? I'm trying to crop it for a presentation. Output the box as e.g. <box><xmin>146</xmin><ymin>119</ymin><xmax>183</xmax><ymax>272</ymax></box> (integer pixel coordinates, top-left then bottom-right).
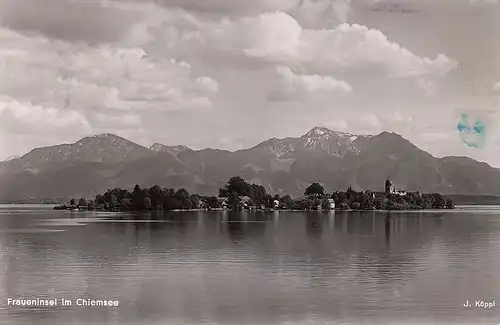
<box><xmin>57</xmin><ymin>207</ymin><xmax>454</xmax><ymax>213</ymax></box>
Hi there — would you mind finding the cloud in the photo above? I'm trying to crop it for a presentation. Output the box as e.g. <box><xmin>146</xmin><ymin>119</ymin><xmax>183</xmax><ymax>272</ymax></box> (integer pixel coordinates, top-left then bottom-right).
<box><xmin>268</xmin><ymin>66</ymin><xmax>352</xmax><ymax>101</ymax></box>
<box><xmin>493</xmin><ymin>82</ymin><xmax>500</xmax><ymax>92</ymax></box>
<box><xmin>0</xmin><ymin>97</ymin><xmax>91</xmax><ymax>135</ymax></box>
<box><xmin>195</xmin><ymin>77</ymin><xmax>220</xmax><ymax>93</ymax></box>
<box><xmin>130</xmin><ymin>0</ymin><xmax>302</xmax><ymax>15</ymax></box>
<box><xmin>91</xmin><ymin>112</ymin><xmax>142</xmax><ymax>129</ymax></box>
<box><xmin>325</xmin><ymin>119</ymin><xmax>348</xmax><ymax>131</ymax></box>
<box><xmin>416</xmin><ymin>78</ymin><xmax>438</xmax><ymax>98</ymax></box>
<box><xmin>0</xmin><ymin>0</ymin><xmax>494</xmax><ymax>166</ymax></box>
<box><xmin>342</xmin><ymin>113</ymin><xmax>382</xmax><ymax>134</ymax></box>
<box><xmin>470</xmin><ymin>0</ymin><xmax>498</xmax><ymax>5</ymax></box>
<box><xmin>0</xmin><ymin>27</ymin><xmax>218</xmax><ymax>133</ymax></box>
<box><xmin>331</xmin><ymin>0</ymin><xmax>352</xmax><ymax>22</ymax></box>
<box><xmin>420</xmin><ymin>133</ymin><xmax>451</xmax><ymax>142</ymax></box>
<box><xmin>195</xmin><ymin>12</ymin><xmax>458</xmax><ymax>78</ymax></box>
<box><xmin>358</xmin><ymin>114</ymin><xmax>382</xmax><ymax>129</ymax></box>
<box><xmin>0</xmin><ymin>0</ymin><xmax>139</xmax><ymax>43</ymax></box>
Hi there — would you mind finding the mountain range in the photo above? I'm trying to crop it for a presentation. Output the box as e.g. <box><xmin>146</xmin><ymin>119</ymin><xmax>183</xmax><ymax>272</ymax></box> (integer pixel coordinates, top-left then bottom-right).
<box><xmin>1</xmin><ymin>126</ymin><xmax>499</xmax><ymax>202</ymax></box>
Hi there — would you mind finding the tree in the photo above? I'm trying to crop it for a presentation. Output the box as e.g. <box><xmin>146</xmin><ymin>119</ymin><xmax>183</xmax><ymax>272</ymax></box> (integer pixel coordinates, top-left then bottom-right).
<box><xmin>351</xmin><ymin>201</ymin><xmax>360</xmax><ymax>210</ymax></box>
<box><xmin>305</xmin><ymin>183</ymin><xmax>325</xmax><ymax>197</ymax></box>
<box><xmin>299</xmin><ymin>199</ymin><xmax>312</xmax><ymax>210</ymax></box>
<box><xmin>332</xmin><ymin>191</ymin><xmax>347</xmax><ymax>205</ymax></box>
<box><xmin>78</xmin><ymin>198</ymin><xmax>87</xmax><ymax>206</ymax></box>
<box><xmin>220</xmin><ymin>177</ymin><xmax>252</xmax><ymax>198</ymax></box>
<box><xmin>321</xmin><ymin>198</ymin><xmax>331</xmax><ymax>210</ymax></box>
<box><xmin>131</xmin><ymin>185</ymin><xmax>143</xmax><ymax>210</ymax></box>
<box><xmin>164</xmin><ymin>188</ymin><xmax>175</xmax><ymax>198</ymax></box>
<box><xmin>219</xmin><ymin>187</ymin><xmax>229</xmax><ymax>197</ymax></box>
<box><xmin>432</xmin><ymin>193</ymin><xmax>446</xmax><ymax>209</ymax></box>
<box><xmin>206</xmin><ymin>196</ymin><xmax>220</xmax><ymax>209</ymax></box>
<box><xmin>228</xmin><ymin>177</ymin><xmax>251</xmax><ymax>196</ymax></box>
<box><xmin>346</xmin><ymin>187</ymin><xmax>356</xmax><ymax>202</ymax></box>
<box><xmin>181</xmin><ymin>198</ymin><xmax>193</xmax><ymax>210</ymax></box>
<box><xmin>174</xmin><ymin>188</ymin><xmax>190</xmax><ymax>200</ymax></box>
<box><xmin>338</xmin><ymin>202</ymin><xmax>350</xmax><ymax>210</ymax></box>
<box><xmin>227</xmin><ymin>191</ymin><xmax>241</xmax><ymax>211</ymax></box>
<box><xmin>121</xmin><ymin>198</ymin><xmax>132</xmax><ymax>210</ymax></box>
<box><xmin>279</xmin><ymin>195</ymin><xmax>293</xmax><ymax>209</ymax></box>
<box><xmin>149</xmin><ymin>185</ymin><xmax>163</xmax><ymax>209</ymax></box>
<box><xmin>251</xmin><ymin>184</ymin><xmax>267</xmax><ymax>205</ymax></box>
<box><xmin>313</xmin><ymin>198</ymin><xmax>322</xmax><ymax>209</ymax></box>
<box><xmin>69</xmin><ymin>198</ymin><xmax>76</xmax><ymax>206</ymax></box>
<box><xmin>445</xmin><ymin>198</ymin><xmax>455</xmax><ymax>209</ymax></box>
<box><xmin>374</xmin><ymin>197</ymin><xmax>387</xmax><ymax>210</ymax></box>
<box><xmin>87</xmin><ymin>200</ymin><xmax>95</xmax><ymax>210</ymax></box>
<box><xmin>264</xmin><ymin>194</ymin><xmax>275</xmax><ymax>209</ymax></box>
<box><xmin>164</xmin><ymin>197</ymin><xmax>182</xmax><ymax>210</ymax></box>
<box><xmin>190</xmin><ymin>194</ymin><xmax>200</xmax><ymax>209</ymax></box>
<box><xmin>142</xmin><ymin>197</ymin><xmax>152</xmax><ymax>210</ymax></box>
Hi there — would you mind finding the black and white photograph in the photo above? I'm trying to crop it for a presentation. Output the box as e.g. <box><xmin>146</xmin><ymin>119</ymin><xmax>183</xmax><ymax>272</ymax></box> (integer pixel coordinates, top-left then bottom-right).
<box><xmin>0</xmin><ymin>0</ymin><xmax>499</xmax><ymax>324</ymax></box>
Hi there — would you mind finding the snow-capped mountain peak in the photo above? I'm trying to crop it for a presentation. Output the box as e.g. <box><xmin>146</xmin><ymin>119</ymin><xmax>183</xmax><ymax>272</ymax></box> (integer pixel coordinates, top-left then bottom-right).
<box><xmin>305</xmin><ymin>126</ymin><xmax>353</xmax><ymax>138</ymax></box>
<box><xmin>253</xmin><ymin>127</ymin><xmax>365</xmax><ymax>159</ymax></box>
<box><xmin>150</xmin><ymin>143</ymin><xmax>190</xmax><ymax>156</ymax></box>
<box><xmin>300</xmin><ymin>127</ymin><xmax>360</xmax><ymax>157</ymax></box>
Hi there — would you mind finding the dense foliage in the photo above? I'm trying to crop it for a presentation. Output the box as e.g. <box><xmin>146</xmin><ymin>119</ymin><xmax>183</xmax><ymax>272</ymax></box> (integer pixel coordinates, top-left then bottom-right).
<box><xmin>331</xmin><ymin>189</ymin><xmax>454</xmax><ymax>210</ymax></box>
<box><xmin>219</xmin><ymin>176</ymin><xmax>276</xmax><ymax>210</ymax></box>
<box><xmin>60</xmin><ymin>176</ymin><xmax>454</xmax><ymax>211</ymax></box>
<box><xmin>88</xmin><ymin>185</ymin><xmax>220</xmax><ymax>211</ymax></box>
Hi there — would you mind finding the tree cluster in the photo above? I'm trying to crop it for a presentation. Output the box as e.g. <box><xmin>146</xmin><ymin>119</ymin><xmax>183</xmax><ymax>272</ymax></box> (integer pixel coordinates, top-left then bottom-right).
<box><xmin>73</xmin><ymin>177</ymin><xmax>454</xmax><ymax>212</ymax></box>
<box><xmin>219</xmin><ymin>177</ymin><xmax>276</xmax><ymax>210</ymax></box>
<box><xmin>91</xmin><ymin>185</ymin><xmax>219</xmax><ymax>211</ymax></box>
<box><xmin>331</xmin><ymin>188</ymin><xmax>454</xmax><ymax>211</ymax></box>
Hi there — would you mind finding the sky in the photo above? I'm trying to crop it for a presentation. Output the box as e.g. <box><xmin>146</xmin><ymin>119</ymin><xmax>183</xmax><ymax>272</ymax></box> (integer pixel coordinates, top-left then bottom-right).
<box><xmin>0</xmin><ymin>0</ymin><xmax>499</xmax><ymax>165</ymax></box>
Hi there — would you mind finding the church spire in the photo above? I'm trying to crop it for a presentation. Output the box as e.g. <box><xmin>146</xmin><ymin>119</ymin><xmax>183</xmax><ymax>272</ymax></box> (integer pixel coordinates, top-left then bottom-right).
<box><xmin>385</xmin><ymin>177</ymin><xmax>393</xmax><ymax>194</ymax></box>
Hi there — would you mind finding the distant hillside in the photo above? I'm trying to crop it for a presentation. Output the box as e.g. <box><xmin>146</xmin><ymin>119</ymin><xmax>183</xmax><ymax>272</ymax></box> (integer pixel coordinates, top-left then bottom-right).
<box><xmin>446</xmin><ymin>194</ymin><xmax>500</xmax><ymax>205</ymax></box>
<box><xmin>1</xmin><ymin>127</ymin><xmax>500</xmax><ymax>201</ymax></box>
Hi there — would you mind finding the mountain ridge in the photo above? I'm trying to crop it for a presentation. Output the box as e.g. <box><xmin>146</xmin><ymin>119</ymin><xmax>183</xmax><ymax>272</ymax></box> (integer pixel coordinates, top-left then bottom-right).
<box><xmin>0</xmin><ymin>127</ymin><xmax>498</xmax><ymax>200</ymax></box>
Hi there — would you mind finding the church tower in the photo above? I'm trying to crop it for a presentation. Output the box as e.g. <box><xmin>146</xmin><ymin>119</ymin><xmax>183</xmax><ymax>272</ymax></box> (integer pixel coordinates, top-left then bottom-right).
<box><xmin>385</xmin><ymin>177</ymin><xmax>394</xmax><ymax>194</ymax></box>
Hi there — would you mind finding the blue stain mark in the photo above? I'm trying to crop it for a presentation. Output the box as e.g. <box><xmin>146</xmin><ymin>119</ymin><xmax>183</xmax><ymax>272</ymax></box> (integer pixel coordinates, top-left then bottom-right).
<box><xmin>457</xmin><ymin>113</ymin><xmax>486</xmax><ymax>148</ymax></box>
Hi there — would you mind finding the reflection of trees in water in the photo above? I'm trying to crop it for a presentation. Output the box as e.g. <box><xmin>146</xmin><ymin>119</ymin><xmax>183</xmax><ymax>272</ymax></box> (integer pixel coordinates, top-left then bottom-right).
<box><xmin>353</xmin><ymin>212</ymin><xmax>453</xmax><ymax>286</ymax></box>
<box><xmin>225</xmin><ymin>212</ymin><xmax>268</xmax><ymax>242</ymax></box>
<box><xmin>385</xmin><ymin>214</ymin><xmax>391</xmax><ymax>245</ymax></box>
<box><xmin>306</xmin><ymin>213</ymin><xmax>323</xmax><ymax>238</ymax></box>
<box><xmin>227</xmin><ymin>222</ymin><xmax>244</xmax><ymax>241</ymax></box>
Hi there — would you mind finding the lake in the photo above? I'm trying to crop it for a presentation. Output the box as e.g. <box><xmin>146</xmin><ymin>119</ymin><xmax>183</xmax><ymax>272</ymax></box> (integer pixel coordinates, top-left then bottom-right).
<box><xmin>0</xmin><ymin>205</ymin><xmax>499</xmax><ymax>324</ymax></box>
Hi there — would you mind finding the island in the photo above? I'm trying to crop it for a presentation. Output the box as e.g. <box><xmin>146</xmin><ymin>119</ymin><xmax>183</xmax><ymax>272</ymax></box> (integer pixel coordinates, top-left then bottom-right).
<box><xmin>54</xmin><ymin>176</ymin><xmax>454</xmax><ymax>212</ymax></box>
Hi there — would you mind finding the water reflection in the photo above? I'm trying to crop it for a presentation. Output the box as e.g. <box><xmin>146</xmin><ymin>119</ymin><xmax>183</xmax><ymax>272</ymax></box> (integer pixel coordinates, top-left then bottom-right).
<box><xmin>1</xmin><ymin>207</ymin><xmax>500</xmax><ymax>324</ymax></box>
<box><xmin>226</xmin><ymin>212</ymin><xmax>244</xmax><ymax>241</ymax></box>
<box><xmin>385</xmin><ymin>213</ymin><xmax>391</xmax><ymax>246</ymax></box>
<box><xmin>306</xmin><ymin>213</ymin><xmax>322</xmax><ymax>238</ymax></box>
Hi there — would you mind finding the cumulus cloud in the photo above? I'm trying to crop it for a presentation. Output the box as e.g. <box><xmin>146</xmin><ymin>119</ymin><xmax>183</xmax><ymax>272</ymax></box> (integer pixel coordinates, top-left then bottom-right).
<box><xmin>130</xmin><ymin>0</ymin><xmax>302</xmax><ymax>15</ymax></box>
<box><xmin>0</xmin><ymin>97</ymin><xmax>91</xmax><ymax>135</ymax></box>
<box><xmin>331</xmin><ymin>0</ymin><xmax>352</xmax><ymax>23</ymax></box>
<box><xmin>0</xmin><ymin>0</ymin><xmax>494</xmax><ymax>165</ymax></box>
<box><xmin>0</xmin><ymin>0</ymin><xmax>138</xmax><ymax>43</ymax></box>
<box><xmin>195</xmin><ymin>12</ymin><xmax>458</xmax><ymax>78</ymax></box>
<box><xmin>493</xmin><ymin>82</ymin><xmax>500</xmax><ymax>92</ymax></box>
<box><xmin>341</xmin><ymin>113</ymin><xmax>382</xmax><ymax>134</ymax></box>
<box><xmin>420</xmin><ymin>133</ymin><xmax>451</xmax><ymax>142</ymax></box>
<box><xmin>416</xmin><ymin>78</ymin><xmax>438</xmax><ymax>99</ymax></box>
<box><xmin>0</xmin><ymin>26</ymin><xmax>218</xmax><ymax>134</ymax></box>
<box><xmin>470</xmin><ymin>0</ymin><xmax>498</xmax><ymax>5</ymax></box>
<box><xmin>291</xmin><ymin>0</ymin><xmax>353</xmax><ymax>26</ymax></box>
<box><xmin>195</xmin><ymin>77</ymin><xmax>220</xmax><ymax>93</ymax></box>
<box><xmin>325</xmin><ymin>119</ymin><xmax>348</xmax><ymax>131</ymax></box>
<box><xmin>268</xmin><ymin>66</ymin><xmax>352</xmax><ymax>101</ymax></box>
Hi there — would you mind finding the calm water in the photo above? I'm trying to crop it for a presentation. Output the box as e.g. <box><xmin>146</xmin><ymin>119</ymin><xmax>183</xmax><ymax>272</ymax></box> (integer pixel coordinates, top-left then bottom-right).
<box><xmin>0</xmin><ymin>205</ymin><xmax>499</xmax><ymax>325</ymax></box>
